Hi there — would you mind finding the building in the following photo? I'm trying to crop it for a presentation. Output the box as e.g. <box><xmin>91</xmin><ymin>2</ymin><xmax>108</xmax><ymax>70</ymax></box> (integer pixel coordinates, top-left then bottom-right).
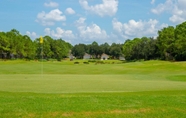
<box><xmin>83</xmin><ymin>53</ymin><xmax>91</xmax><ymax>59</ymax></box>
<box><xmin>119</xmin><ymin>56</ymin><xmax>125</xmax><ymax>61</ymax></box>
<box><xmin>101</xmin><ymin>53</ymin><xmax>109</xmax><ymax>60</ymax></box>
<box><xmin>69</xmin><ymin>54</ymin><xmax>75</xmax><ymax>61</ymax></box>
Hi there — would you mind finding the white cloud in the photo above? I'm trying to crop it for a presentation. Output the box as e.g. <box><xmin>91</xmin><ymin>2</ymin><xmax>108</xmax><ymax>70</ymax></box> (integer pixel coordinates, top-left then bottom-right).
<box><xmin>151</xmin><ymin>0</ymin><xmax>186</xmax><ymax>23</ymax></box>
<box><xmin>75</xmin><ymin>17</ymin><xmax>109</xmax><ymax>42</ymax></box>
<box><xmin>65</xmin><ymin>8</ymin><xmax>76</xmax><ymax>15</ymax></box>
<box><xmin>44</xmin><ymin>27</ymin><xmax>76</xmax><ymax>41</ymax></box>
<box><xmin>43</xmin><ymin>17</ymin><xmax>110</xmax><ymax>44</ymax></box>
<box><xmin>26</xmin><ymin>31</ymin><xmax>37</xmax><ymax>39</ymax></box>
<box><xmin>36</xmin><ymin>9</ymin><xmax>66</xmax><ymax>26</ymax></box>
<box><xmin>151</xmin><ymin>0</ymin><xmax>155</xmax><ymax>4</ymax></box>
<box><xmin>79</xmin><ymin>0</ymin><xmax>118</xmax><ymax>17</ymax></box>
<box><xmin>44</xmin><ymin>2</ymin><xmax>59</xmax><ymax>8</ymax></box>
<box><xmin>169</xmin><ymin>0</ymin><xmax>186</xmax><ymax>23</ymax></box>
<box><xmin>151</xmin><ymin>0</ymin><xmax>173</xmax><ymax>14</ymax></box>
<box><xmin>79</xmin><ymin>24</ymin><xmax>108</xmax><ymax>40</ymax></box>
<box><xmin>44</xmin><ymin>28</ymin><xmax>51</xmax><ymax>35</ymax></box>
<box><xmin>76</xmin><ymin>17</ymin><xmax>86</xmax><ymax>25</ymax></box>
<box><xmin>112</xmin><ymin>18</ymin><xmax>168</xmax><ymax>39</ymax></box>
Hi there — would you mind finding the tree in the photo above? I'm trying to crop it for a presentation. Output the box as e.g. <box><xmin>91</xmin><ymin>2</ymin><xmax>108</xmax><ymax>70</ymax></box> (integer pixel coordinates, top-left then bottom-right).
<box><xmin>71</xmin><ymin>44</ymin><xmax>86</xmax><ymax>59</ymax></box>
<box><xmin>174</xmin><ymin>21</ymin><xmax>186</xmax><ymax>61</ymax></box>
<box><xmin>123</xmin><ymin>39</ymin><xmax>133</xmax><ymax>60</ymax></box>
<box><xmin>89</xmin><ymin>41</ymin><xmax>99</xmax><ymax>58</ymax></box>
<box><xmin>22</xmin><ymin>35</ymin><xmax>36</xmax><ymax>59</ymax></box>
<box><xmin>100</xmin><ymin>42</ymin><xmax>110</xmax><ymax>54</ymax></box>
<box><xmin>43</xmin><ymin>36</ymin><xmax>54</xmax><ymax>59</ymax></box>
<box><xmin>156</xmin><ymin>26</ymin><xmax>175</xmax><ymax>60</ymax></box>
<box><xmin>109</xmin><ymin>43</ymin><xmax>123</xmax><ymax>59</ymax></box>
<box><xmin>0</xmin><ymin>32</ymin><xmax>10</xmax><ymax>59</ymax></box>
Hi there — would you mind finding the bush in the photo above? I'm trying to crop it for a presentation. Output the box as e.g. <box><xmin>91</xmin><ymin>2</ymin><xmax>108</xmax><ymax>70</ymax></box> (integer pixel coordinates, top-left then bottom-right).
<box><xmin>96</xmin><ymin>60</ymin><xmax>104</xmax><ymax>64</ymax></box>
<box><xmin>83</xmin><ymin>62</ymin><xmax>89</xmax><ymax>64</ymax></box>
<box><xmin>88</xmin><ymin>59</ymin><xmax>96</xmax><ymax>63</ymax></box>
<box><xmin>74</xmin><ymin>62</ymin><xmax>79</xmax><ymax>64</ymax></box>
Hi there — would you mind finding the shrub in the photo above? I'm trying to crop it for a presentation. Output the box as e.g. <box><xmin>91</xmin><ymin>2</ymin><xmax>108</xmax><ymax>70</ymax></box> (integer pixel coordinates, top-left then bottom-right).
<box><xmin>83</xmin><ymin>62</ymin><xmax>89</xmax><ymax>64</ymax></box>
<box><xmin>96</xmin><ymin>60</ymin><xmax>104</xmax><ymax>64</ymax></box>
<box><xmin>74</xmin><ymin>62</ymin><xmax>79</xmax><ymax>64</ymax></box>
<box><xmin>88</xmin><ymin>59</ymin><xmax>96</xmax><ymax>63</ymax></box>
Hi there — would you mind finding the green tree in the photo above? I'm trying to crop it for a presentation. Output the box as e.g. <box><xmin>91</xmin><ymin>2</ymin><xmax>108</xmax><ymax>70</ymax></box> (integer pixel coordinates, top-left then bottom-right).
<box><xmin>72</xmin><ymin>44</ymin><xmax>86</xmax><ymax>58</ymax></box>
<box><xmin>109</xmin><ymin>43</ymin><xmax>123</xmax><ymax>59</ymax></box>
<box><xmin>22</xmin><ymin>35</ymin><xmax>36</xmax><ymax>59</ymax></box>
<box><xmin>100</xmin><ymin>42</ymin><xmax>110</xmax><ymax>54</ymax></box>
<box><xmin>174</xmin><ymin>21</ymin><xmax>186</xmax><ymax>61</ymax></box>
<box><xmin>89</xmin><ymin>41</ymin><xmax>99</xmax><ymax>58</ymax></box>
<box><xmin>123</xmin><ymin>39</ymin><xmax>133</xmax><ymax>60</ymax></box>
<box><xmin>0</xmin><ymin>32</ymin><xmax>10</xmax><ymax>59</ymax></box>
<box><xmin>157</xmin><ymin>26</ymin><xmax>175</xmax><ymax>60</ymax></box>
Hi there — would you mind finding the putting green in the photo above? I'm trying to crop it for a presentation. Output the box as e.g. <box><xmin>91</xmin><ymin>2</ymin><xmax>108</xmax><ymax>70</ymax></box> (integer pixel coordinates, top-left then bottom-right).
<box><xmin>1</xmin><ymin>74</ymin><xmax>186</xmax><ymax>93</ymax></box>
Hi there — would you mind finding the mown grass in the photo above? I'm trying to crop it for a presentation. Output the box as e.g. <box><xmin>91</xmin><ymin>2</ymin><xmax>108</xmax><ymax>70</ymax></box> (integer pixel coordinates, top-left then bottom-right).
<box><xmin>1</xmin><ymin>91</ymin><xmax>186</xmax><ymax>118</ymax></box>
<box><xmin>0</xmin><ymin>60</ymin><xmax>186</xmax><ymax>117</ymax></box>
<box><xmin>0</xmin><ymin>75</ymin><xmax>186</xmax><ymax>93</ymax></box>
<box><xmin>0</xmin><ymin>60</ymin><xmax>186</xmax><ymax>75</ymax></box>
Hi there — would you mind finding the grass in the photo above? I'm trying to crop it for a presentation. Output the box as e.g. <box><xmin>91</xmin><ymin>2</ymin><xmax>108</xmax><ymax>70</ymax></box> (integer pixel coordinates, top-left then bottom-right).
<box><xmin>1</xmin><ymin>91</ymin><xmax>186</xmax><ymax>118</ymax></box>
<box><xmin>0</xmin><ymin>75</ymin><xmax>186</xmax><ymax>93</ymax></box>
<box><xmin>0</xmin><ymin>60</ymin><xmax>186</xmax><ymax>117</ymax></box>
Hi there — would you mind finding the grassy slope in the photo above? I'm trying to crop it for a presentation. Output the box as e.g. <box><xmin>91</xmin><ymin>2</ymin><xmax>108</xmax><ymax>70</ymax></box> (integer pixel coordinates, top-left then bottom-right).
<box><xmin>0</xmin><ymin>60</ymin><xmax>186</xmax><ymax>117</ymax></box>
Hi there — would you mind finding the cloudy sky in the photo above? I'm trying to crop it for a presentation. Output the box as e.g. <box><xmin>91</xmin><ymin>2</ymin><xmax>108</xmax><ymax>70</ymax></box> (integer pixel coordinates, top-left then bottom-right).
<box><xmin>0</xmin><ymin>0</ymin><xmax>186</xmax><ymax>45</ymax></box>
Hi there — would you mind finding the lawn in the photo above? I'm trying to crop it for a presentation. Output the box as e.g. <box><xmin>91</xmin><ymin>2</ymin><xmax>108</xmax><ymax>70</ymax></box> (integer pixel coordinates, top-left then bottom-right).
<box><xmin>0</xmin><ymin>60</ymin><xmax>186</xmax><ymax>117</ymax></box>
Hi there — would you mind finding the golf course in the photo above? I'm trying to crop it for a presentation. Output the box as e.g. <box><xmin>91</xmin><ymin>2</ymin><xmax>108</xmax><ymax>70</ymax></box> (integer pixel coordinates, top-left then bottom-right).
<box><xmin>0</xmin><ymin>60</ymin><xmax>186</xmax><ymax>118</ymax></box>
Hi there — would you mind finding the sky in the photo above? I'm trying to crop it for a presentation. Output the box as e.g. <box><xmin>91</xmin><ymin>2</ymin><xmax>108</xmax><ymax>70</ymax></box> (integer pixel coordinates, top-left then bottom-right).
<box><xmin>0</xmin><ymin>0</ymin><xmax>186</xmax><ymax>45</ymax></box>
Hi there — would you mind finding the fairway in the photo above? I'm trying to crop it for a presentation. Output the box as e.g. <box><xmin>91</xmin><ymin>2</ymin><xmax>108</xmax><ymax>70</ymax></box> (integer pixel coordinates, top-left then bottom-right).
<box><xmin>0</xmin><ymin>60</ymin><xmax>186</xmax><ymax>117</ymax></box>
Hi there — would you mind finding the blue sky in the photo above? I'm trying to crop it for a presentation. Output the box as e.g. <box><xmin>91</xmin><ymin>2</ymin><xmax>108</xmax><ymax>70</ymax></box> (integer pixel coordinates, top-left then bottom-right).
<box><xmin>0</xmin><ymin>0</ymin><xmax>186</xmax><ymax>45</ymax></box>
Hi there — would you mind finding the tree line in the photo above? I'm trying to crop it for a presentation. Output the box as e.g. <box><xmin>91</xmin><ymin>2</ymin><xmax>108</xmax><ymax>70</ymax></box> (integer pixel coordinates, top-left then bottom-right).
<box><xmin>123</xmin><ymin>21</ymin><xmax>186</xmax><ymax>61</ymax></box>
<box><xmin>0</xmin><ymin>21</ymin><xmax>186</xmax><ymax>61</ymax></box>
<box><xmin>0</xmin><ymin>29</ymin><xmax>72</xmax><ymax>61</ymax></box>
<box><xmin>0</xmin><ymin>29</ymin><xmax>123</xmax><ymax>61</ymax></box>
<box><xmin>71</xmin><ymin>42</ymin><xmax>123</xmax><ymax>59</ymax></box>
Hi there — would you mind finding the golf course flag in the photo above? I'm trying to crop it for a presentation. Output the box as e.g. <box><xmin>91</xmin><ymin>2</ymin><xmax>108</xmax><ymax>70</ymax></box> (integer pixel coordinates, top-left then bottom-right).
<box><xmin>40</xmin><ymin>36</ymin><xmax>43</xmax><ymax>44</ymax></box>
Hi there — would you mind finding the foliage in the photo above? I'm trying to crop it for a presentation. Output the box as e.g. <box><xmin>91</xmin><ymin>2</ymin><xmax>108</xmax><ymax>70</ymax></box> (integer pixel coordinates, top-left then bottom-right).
<box><xmin>123</xmin><ymin>21</ymin><xmax>186</xmax><ymax>61</ymax></box>
<box><xmin>1</xmin><ymin>21</ymin><xmax>186</xmax><ymax>61</ymax></box>
<box><xmin>0</xmin><ymin>30</ymin><xmax>72</xmax><ymax>60</ymax></box>
<box><xmin>157</xmin><ymin>26</ymin><xmax>175</xmax><ymax>60</ymax></box>
<box><xmin>71</xmin><ymin>42</ymin><xmax>123</xmax><ymax>59</ymax></box>
<box><xmin>174</xmin><ymin>22</ymin><xmax>186</xmax><ymax>61</ymax></box>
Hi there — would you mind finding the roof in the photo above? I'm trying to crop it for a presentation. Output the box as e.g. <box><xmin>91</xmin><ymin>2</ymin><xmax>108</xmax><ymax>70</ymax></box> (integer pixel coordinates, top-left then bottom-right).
<box><xmin>101</xmin><ymin>53</ymin><xmax>109</xmax><ymax>57</ymax></box>
<box><xmin>84</xmin><ymin>53</ymin><xmax>91</xmax><ymax>56</ymax></box>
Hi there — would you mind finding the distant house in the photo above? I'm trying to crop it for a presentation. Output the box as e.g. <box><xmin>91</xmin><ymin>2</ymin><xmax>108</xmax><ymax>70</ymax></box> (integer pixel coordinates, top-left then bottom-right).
<box><xmin>101</xmin><ymin>53</ymin><xmax>109</xmax><ymax>60</ymax></box>
<box><xmin>69</xmin><ymin>54</ymin><xmax>75</xmax><ymax>61</ymax></box>
<box><xmin>83</xmin><ymin>53</ymin><xmax>91</xmax><ymax>60</ymax></box>
<box><xmin>119</xmin><ymin>56</ymin><xmax>125</xmax><ymax>61</ymax></box>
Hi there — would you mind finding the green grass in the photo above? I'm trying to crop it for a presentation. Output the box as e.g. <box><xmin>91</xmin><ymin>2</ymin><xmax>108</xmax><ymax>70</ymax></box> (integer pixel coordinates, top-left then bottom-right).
<box><xmin>0</xmin><ymin>75</ymin><xmax>186</xmax><ymax>93</ymax></box>
<box><xmin>0</xmin><ymin>60</ymin><xmax>186</xmax><ymax>117</ymax></box>
<box><xmin>1</xmin><ymin>91</ymin><xmax>186</xmax><ymax>118</ymax></box>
